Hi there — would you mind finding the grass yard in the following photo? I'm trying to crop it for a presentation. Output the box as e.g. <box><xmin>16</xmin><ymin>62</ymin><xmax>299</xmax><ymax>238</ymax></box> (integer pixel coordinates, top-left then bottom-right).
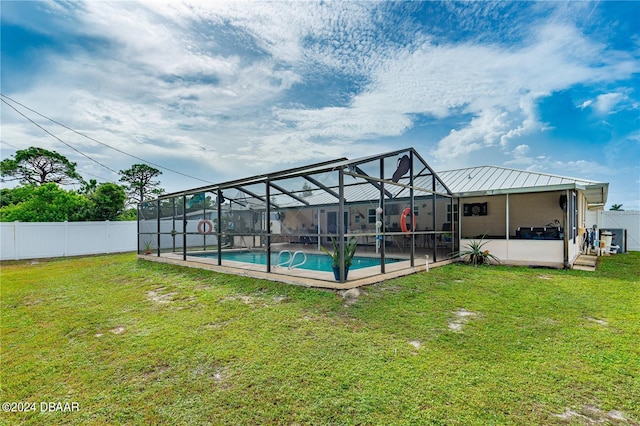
<box><xmin>1</xmin><ymin>252</ymin><xmax>639</xmax><ymax>425</ymax></box>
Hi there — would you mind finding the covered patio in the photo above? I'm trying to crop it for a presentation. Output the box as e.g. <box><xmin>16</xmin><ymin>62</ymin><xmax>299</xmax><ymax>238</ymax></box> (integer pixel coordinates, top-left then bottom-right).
<box><xmin>438</xmin><ymin>166</ymin><xmax>609</xmax><ymax>268</ymax></box>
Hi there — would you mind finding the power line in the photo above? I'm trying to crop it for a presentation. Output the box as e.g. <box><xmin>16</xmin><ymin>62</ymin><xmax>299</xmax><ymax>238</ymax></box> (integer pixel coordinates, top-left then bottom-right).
<box><xmin>0</xmin><ymin>93</ymin><xmax>214</xmax><ymax>184</ymax></box>
<box><xmin>1</xmin><ymin>98</ymin><xmax>121</xmax><ymax>175</ymax></box>
<box><xmin>0</xmin><ymin>140</ymin><xmax>21</xmax><ymax>151</ymax></box>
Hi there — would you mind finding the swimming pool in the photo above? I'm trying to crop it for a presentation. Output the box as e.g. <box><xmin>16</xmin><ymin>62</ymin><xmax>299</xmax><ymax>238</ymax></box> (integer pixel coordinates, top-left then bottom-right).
<box><xmin>191</xmin><ymin>250</ymin><xmax>401</xmax><ymax>271</ymax></box>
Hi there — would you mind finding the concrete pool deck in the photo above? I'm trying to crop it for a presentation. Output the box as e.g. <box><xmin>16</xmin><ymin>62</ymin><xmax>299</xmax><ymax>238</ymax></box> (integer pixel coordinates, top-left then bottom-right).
<box><xmin>138</xmin><ymin>251</ymin><xmax>454</xmax><ymax>289</ymax></box>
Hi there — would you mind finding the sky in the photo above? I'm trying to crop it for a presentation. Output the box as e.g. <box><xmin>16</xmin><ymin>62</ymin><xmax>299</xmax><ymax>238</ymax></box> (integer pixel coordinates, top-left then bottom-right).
<box><xmin>1</xmin><ymin>1</ymin><xmax>639</xmax><ymax>209</ymax></box>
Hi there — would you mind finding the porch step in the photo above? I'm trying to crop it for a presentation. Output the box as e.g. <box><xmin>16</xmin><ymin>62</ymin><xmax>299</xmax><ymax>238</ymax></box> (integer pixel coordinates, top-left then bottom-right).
<box><xmin>572</xmin><ymin>254</ymin><xmax>597</xmax><ymax>271</ymax></box>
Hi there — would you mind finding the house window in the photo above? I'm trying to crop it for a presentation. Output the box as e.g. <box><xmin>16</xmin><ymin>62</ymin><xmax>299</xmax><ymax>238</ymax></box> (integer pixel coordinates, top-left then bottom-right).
<box><xmin>368</xmin><ymin>208</ymin><xmax>377</xmax><ymax>224</ymax></box>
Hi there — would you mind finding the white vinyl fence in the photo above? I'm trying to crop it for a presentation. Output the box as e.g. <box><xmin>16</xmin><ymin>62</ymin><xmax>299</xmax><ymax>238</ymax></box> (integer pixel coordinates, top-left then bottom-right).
<box><xmin>596</xmin><ymin>211</ymin><xmax>640</xmax><ymax>252</ymax></box>
<box><xmin>1</xmin><ymin>221</ymin><xmax>137</xmax><ymax>261</ymax></box>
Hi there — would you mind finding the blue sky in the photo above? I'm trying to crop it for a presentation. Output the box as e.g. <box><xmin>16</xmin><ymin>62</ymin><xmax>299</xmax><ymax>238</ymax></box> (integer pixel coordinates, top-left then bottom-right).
<box><xmin>1</xmin><ymin>1</ymin><xmax>639</xmax><ymax>209</ymax></box>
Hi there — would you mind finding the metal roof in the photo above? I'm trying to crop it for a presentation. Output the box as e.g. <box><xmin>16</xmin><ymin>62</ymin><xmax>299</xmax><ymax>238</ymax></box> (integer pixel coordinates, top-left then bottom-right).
<box><xmin>157</xmin><ymin>147</ymin><xmax>453</xmax><ymax>206</ymax></box>
<box><xmin>435</xmin><ymin>165</ymin><xmax>608</xmax><ymax>207</ymax></box>
<box><xmin>151</xmin><ymin>153</ymin><xmax>608</xmax><ymax>209</ymax></box>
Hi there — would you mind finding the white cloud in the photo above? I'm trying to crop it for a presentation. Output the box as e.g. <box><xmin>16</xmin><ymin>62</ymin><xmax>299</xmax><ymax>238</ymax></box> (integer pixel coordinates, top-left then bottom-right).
<box><xmin>579</xmin><ymin>100</ymin><xmax>593</xmax><ymax>109</ymax></box>
<box><xmin>593</xmin><ymin>92</ymin><xmax>627</xmax><ymax>115</ymax></box>
<box><xmin>2</xmin><ymin>0</ymin><xmax>638</xmax><ymax>204</ymax></box>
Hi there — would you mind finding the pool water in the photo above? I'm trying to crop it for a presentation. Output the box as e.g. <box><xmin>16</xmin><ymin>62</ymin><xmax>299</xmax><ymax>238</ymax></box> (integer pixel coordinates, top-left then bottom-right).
<box><xmin>191</xmin><ymin>250</ymin><xmax>400</xmax><ymax>271</ymax></box>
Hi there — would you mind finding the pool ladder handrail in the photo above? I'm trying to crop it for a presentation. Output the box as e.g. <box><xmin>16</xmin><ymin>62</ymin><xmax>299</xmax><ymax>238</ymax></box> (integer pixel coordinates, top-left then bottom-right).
<box><xmin>275</xmin><ymin>250</ymin><xmax>307</xmax><ymax>269</ymax></box>
<box><xmin>275</xmin><ymin>250</ymin><xmax>291</xmax><ymax>267</ymax></box>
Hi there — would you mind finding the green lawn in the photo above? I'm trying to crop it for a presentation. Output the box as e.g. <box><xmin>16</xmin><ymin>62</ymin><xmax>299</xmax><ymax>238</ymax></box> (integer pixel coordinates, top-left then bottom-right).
<box><xmin>1</xmin><ymin>252</ymin><xmax>639</xmax><ymax>425</ymax></box>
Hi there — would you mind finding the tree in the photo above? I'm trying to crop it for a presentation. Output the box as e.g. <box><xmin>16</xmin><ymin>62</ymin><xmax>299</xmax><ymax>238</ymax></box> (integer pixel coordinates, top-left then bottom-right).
<box><xmin>0</xmin><ymin>183</ymin><xmax>91</xmax><ymax>222</ymax></box>
<box><xmin>610</xmin><ymin>204</ymin><xmax>624</xmax><ymax>211</ymax></box>
<box><xmin>301</xmin><ymin>182</ymin><xmax>313</xmax><ymax>197</ymax></box>
<box><xmin>89</xmin><ymin>183</ymin><xmax>126</xmax><ymax>221</ymax></box>
<box><xmin>0</xmin><ymin>185</ymin><xmax>36</xmax><ymax>208</ymax></box>
<box><xmin>119</xmin><ymin>164</ymin><xmax>163</xmax><ymax>205</ymax></box>
<box><xmin>79</xmin><ymin>179</ymin><xmax>99</xmax><ymax>195</ymax></box>
<box><xmin>0</xmin><ymin>147</ymin><xmax>83</xmax><ymax>186</ymax></box>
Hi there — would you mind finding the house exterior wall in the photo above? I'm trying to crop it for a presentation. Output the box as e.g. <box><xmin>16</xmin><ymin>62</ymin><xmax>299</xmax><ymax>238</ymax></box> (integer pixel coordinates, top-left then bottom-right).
<box><xmin>459</xmin><ymin>192</ymin><xmax>565</xmax><ymax>238</ymax></box>
<box><xmin>459</xmin><ymin>195</ymin><xmax>507</xmax><ymax>238</ymax></box>
<box><xmin>508</xmin><ymin>192</ymin><xmax>566</xmax><ymax>235</ymax></box>
<box><xmin>460</xmin><ymin>238</ymin><xmax>564</xmax><ymax>268</ymax></box>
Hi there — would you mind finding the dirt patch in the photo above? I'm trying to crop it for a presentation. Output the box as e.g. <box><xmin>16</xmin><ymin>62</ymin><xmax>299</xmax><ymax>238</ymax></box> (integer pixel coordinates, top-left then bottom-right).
<box><xmin>192</xmin><ymin>365</ymin><xmax>231</xmax><ymax>389</ymax></box>
<box><xmin>23</xmin><ymin>298</ymin><xmax>43</xmax><ymax>307</ymax></box>
<box><xmin>554</xmin><ymin>405</ymin><xmax>629</xmax><ymax>423</ymax></box>
<box><xmin>341</xmin><ymin>288</ymin><xmax>361</xmax><ymax>306</ymax></box>
<box><xmin>111</xmin><ymin>326</ymin><xmax>126</xmax><ymax>335</ymax></box>
<box><xmin>586</xmin><ymin>317</ymin><xmax>608</xmax><ymax>326</ymax></box>
<box><xmin>376</xmin><ymin>284</ymin><xmax>401</xmax><ymax>293</ymax></box>
<box><xmin>147</xmin><ymin>288</ymin><xmax>177</xmax><ymax>304</ymax></box>
<box><xmin>448</xmin><ymin>308</ymin><xmax>478</xmax><ymax>332</ymax></box>
<box><xmin>408</xmin><ymin>340</ymin><xmax>422</xmax><ymax>350</ymax></box>
<box><xmin>538</xmin><ymin>275</ymin><xmax>553</xmax><ymax>280</ymax></box>
<box><xmin>273</xmin><ymin>295</ymin><xmax>287</xmax><ymax>303</ymax></box>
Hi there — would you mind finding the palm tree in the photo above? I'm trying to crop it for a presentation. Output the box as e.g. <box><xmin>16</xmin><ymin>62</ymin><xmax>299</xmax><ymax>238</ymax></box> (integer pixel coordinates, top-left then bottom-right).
<box><xmin>610</xmin><ymin>204</ymin><xmax>624</xmax><ymax>211</ymax></box>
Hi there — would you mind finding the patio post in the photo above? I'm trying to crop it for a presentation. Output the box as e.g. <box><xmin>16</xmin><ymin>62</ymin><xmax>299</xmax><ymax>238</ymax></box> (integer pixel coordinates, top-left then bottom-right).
<box><xmin>217</xmin><ymin>189</ymin><xmax>222</xmax><ymax>266</ymax></box>
<box><xmin>379</xmin><ymin>158</ymin><xmax>386</xmax><ymax>274</ymax></box>
<box><xmin>182</xmin><ymin>195</ymin><xmax>187</xmax><ymax>261</ymax></box>
<box><xmin>431</xmin><ymin>175</ymin><xmax>437</xmax><ymax>262</ymax></box>
<box><xmin>338</xmin><ymin>169</ymin><xmax>345</xmax><ymax>282</ymax></box>
<box><xmin>156</xmin><ymin>198</ymin><xmax>161</xmax><ymax>257</ymax></box>
<box><xmin>266</xmin><ymin>180</ymin><xmax>272</xmax><ymax>273</ymax></box>
<box><xmin>136</xmin><ymin>203</ymin><xmax>140</xmax><ymax>254</ymax></box>
<box><xmin>172</xmin><ymin>198</ymin><xmax>176</xmax><ymax>253</ymax></box>
<box><xmin>409</xmin><ymin>150</ymin><xmax>415</xmax><ymax>267</ymax></box>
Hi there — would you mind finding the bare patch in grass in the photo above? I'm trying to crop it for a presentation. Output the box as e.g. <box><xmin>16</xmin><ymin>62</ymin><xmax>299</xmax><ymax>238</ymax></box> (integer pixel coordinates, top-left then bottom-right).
<box><xmin>193</xmin><ymin>364</ymin><xmax>231</xmax><ymax>389</ymax></box>
<box><xmin>111</xmin><ymin>326</ymin><xmax>125</xmax><ymax>335</ymax></box>
<box><xmin>408</xmin><ymin>340</ymin><xmax>422</xmax><ymax>350</ymax></box>
<box><xmin>448</xmin><ymin>308</ymin><xmax>478</xmax><ymax>332</ymax></box>
<box><xmin>142</xmin><ymin>364</ymin><xmax>171</xmax><ymax>382</ymax></box>
<box><xmin>538</xmin><ymin>275</ymin><xmax>553</xmax><ymax>280</ymax></box>
<box><xmin>341</xmin><ymin>288</ymin><xmax>361</xmax><ymax>306</ymax></box>
<box><xmin>554</xmin><ymin>405</ymin><xmax>628</xmax><ymax>423</ymax></box>
<box><xmin>23</xmin><ymin>298</ymin><xmax>43</xmax><ymax>306</ymax></box>
<box><xmin>586</xmin><ymin>317</ymin><xmax>608</xmax><ymax>326</ymax></box>
<box><xmin>147</xmin><ymin>288</ymin><xmax>177</xmax><ymax>304</ymax></box>
<box><xmin>376</xmin><ymin>284</ymin><xmax>401</xmax><ymax>293</ymax></box>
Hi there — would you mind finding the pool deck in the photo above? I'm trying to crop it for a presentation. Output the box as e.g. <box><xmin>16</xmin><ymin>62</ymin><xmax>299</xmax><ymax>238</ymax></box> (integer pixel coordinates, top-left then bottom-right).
<box><xmin>138</xmin><ymin>251</ymin><xmax>454</xmax><ymax>289</ymax></box>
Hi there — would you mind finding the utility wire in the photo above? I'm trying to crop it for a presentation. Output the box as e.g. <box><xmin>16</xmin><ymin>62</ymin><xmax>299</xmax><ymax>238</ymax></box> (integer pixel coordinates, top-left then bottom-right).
<box><xmin>1</xmin><ymin>93</ymin><xmax>214</xmax><ymax>184</ymax></box>
<box><xmin>0</xmin><ymin>140</ymin><xmax>21</xmax><ymax>150</ymax></box>
<box><xmin>1</xmin><ymin>98</ymin><xmax>120</xmax><ymax>175</ymax></box>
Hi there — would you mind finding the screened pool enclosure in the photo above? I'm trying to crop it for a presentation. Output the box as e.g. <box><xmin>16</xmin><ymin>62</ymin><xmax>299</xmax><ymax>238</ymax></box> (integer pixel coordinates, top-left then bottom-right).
<box><xmin>138</xmin><ymin>148</ymin><xmax>458</xmax><ymax>286</ymax></box>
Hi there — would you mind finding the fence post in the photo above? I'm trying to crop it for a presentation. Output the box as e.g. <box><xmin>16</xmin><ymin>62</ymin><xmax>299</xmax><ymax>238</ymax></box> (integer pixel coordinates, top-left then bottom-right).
<box><xmin>105</xmin><ymin>221</ymin><xmax>111</xmax><ymax>254</ymax></box>
<box><xmin>63</xmin><ymin>221</ymin><xmax>69</xmax><ymax>257</ymax></box>
<box><xmin>14</xmin><ymin>221</ymin><xmax>21</xmax><ymax>260</ymax></box>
